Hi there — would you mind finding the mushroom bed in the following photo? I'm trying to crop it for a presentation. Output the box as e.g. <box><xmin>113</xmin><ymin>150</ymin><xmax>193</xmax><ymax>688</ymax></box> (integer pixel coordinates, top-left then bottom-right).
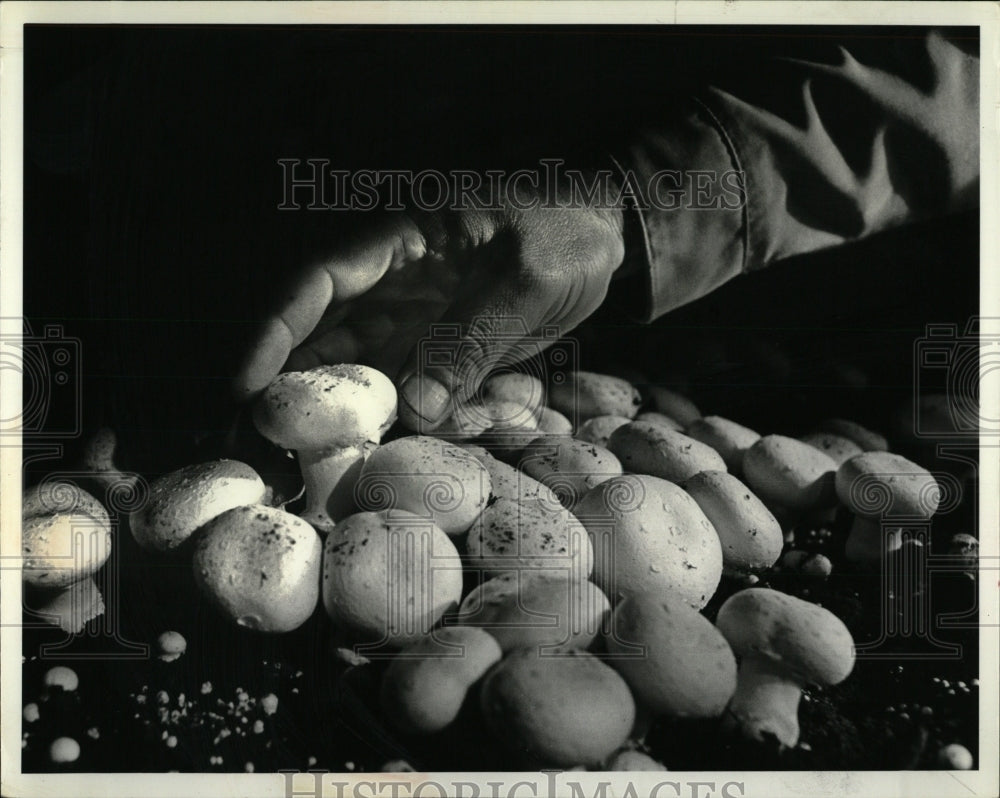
<box><xmin>20</xmin><ymin>365</ymin><xmax>980</xmax><ymax>774</ymax></box>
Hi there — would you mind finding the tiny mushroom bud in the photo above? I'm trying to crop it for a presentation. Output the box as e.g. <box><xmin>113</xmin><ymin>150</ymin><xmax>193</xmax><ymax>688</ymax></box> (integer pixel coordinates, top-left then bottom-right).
<box><xmin>156</xmin><ymin>631</ymin><xmax>187</xmax><ymax>662</ymax></box>
<box><xmin>49</xmin><ymin>737</ymin><xmax>80</xmax><ymax>764</ymax></box>
<box><xmin>716</xmin><ymin>588</ymin><xmax>855</xmax><ymax>749</ymax></box>
<box><xmin>253</xmin><ymin>364</ymin><xmax>397</xmax><ymax>530</ymax></box>
<box><xmin>129</xmin><ymin>460</ymin><xmax>265</xmax><ymax>552</ymax></box>
<box><xmin>43</xmin><ymin>666</ymin><xmax>79</xmax><ymax>692</ymax></box>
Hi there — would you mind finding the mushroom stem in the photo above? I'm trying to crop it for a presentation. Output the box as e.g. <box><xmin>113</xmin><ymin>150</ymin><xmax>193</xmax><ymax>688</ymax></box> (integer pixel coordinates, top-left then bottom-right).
<box><xmin>725</xmin><ymin>656</ymin><xmax>803</xmax><ymax>749</ymax></box>
<box><xmin>298</xmin><ymin>445</ymin><xmax>370</xmax><ymax>532</ymax></box>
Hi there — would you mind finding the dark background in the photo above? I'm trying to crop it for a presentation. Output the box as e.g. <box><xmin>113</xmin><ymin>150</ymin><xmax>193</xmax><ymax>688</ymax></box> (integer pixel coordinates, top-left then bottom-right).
<box><xmin>20</xmin><ymin>25</ymin><xmax>981</xmax><ymax>773</ymax></box>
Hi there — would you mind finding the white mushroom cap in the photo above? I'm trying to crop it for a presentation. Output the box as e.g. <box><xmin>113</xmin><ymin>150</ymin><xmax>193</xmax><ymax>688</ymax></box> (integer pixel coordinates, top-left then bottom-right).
<box><xmin>252</xmin><ymin>364</ymin><xmax>397</xmax><ymax>451</ymax></box>
<box><xmin>686</xmin><ymin>416</ymin><xmax>761</xmax><ymax>474</ymax></box>
<box><xmin>22</xmin><ymin>512</ymin><xmax>112</xmax><ymax>589</ymax></box>
<box><xmin>129</xmin><ymin>459</ymin><xmax>265</xmax><ymax>552</ymax></box>
<box><xmin>23</xmin><ymin>481</ymin><xmax>109</xmax><ymax>528</ymax></box>
<box><xmin>193</xmin><ymin>504</ymin><xmax>322</xmax><ymax>632</ymax></box>
<box><xmin>836</xmin><ymin>451</ymin><xmax>940</xmax><ymax>519</ymax></box>
<box><xmin>715</xmin><ymin>588</ymin><xmax>855</xmax><ymax>686</ymax></box>
<box><xmin>458</xmin><ymin>572</ymin><xmax>610</xmax><ymax>652</ymax></box>
<box><xmin>606</xmin><ymin>591</ymin><xmax>736</xmax><ymax>718</ymax></box>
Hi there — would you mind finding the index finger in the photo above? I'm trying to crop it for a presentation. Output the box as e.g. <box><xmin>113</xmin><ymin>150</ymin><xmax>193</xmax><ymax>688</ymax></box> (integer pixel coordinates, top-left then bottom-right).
<box><xmin>232</xmin><ymin>216</ymin><xmax>428</xmax><ymax>399</ymax></box>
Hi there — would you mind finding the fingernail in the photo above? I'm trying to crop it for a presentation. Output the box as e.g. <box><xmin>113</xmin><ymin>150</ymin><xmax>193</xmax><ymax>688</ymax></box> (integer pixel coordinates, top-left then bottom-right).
<box><xmin>399</xmin><ymin>374</ymin><xmax>451</xmax><ymax>426</ymax></box>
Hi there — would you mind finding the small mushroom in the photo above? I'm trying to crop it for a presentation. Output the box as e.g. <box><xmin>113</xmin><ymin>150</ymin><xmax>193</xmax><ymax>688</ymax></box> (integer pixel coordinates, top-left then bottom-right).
<box><xmin>605</xmin><ymin>591</ymin><xmax>736</xmax><ymax>721</ymax></box>
<box><xmin>129</xmin><ymin>459</ymin><xmax>265</xmax><ymax>552</ymax></box>
<box><xmin>156</xmin><ymin>631</ymin><xmax>187</xmax><ymax>662</ymax></box>
<box><xmin>252</xmin><ymin>364</ymin><xmax>397</xmax><ymax>529</ymax></box>
<box><xmin>193</xmin><ymin>504</ymin><xmax>322</xmax><ymax>632</ymax></box>
<box><xmin>380</xmin><ymin>626</ymin><xmax>502</xmax><ymax>734</ymax></box>
<box><xmin>715</xmin><ymin>588</ymin><xmax>855</xmax><ymax>749</ymax></box>
<box><xmin>780</xmin><ymin>550</ymin><xmax>833</xmax><ymax>578</ymax></box>
<box><xmin>936</xmin><ymin>743</ymin><xmax>974</xmax><ymax>770</ymax></box>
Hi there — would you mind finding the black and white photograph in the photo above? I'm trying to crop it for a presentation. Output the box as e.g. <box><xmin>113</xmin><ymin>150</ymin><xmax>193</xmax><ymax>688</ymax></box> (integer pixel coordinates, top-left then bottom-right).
<box><xmin>1</xmin><ymin>3</ymin><xmax>998</xmax><ymax>797</ymax></box>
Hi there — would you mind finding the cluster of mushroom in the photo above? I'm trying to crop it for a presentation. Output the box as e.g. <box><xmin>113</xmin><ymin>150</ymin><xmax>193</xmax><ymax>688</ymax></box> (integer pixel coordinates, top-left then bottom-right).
<box><xmin>103</xmin><ymin>360</ymin><xmax>954</xmax><ymax>768</ymax></box>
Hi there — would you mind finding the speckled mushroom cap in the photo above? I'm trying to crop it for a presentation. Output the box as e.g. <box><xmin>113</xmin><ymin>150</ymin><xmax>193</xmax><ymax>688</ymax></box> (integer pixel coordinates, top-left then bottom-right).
<box><xmin>23</xmin><ymin>481</ymin><xmax>109</xmax><ymax>528</ymax></box>
<box><xmin>715</xmin><ymin>588</ymin><xmax>855</xmax><ymax>686</ymax></box>
<box><xmin>574</xmin><ymin>474</ymin><xmax>723</xmax><ymax>608</ymax></box>
<box><xmin>193</xmin><ymin>504</ymin><xmax>322</xmax><ymax>632</ymax></box>
<box><xmin>252</xmin><ymin>364</ymin><xmax>397</xmax><ymax>451</ymax></box>
<box><xmin>129</xmin><ymin>459</ymin><xmax>266</xmax><ymax>552</ymax></box>
<box><xmin>835</xmin><ymin>451</ymin><xmax>940</xmax><ymax>519</ymax></box>
<box><xmin>606</xmin><ymin>591</ymin><xmax>736</xmax><ymax>718</ymax></box>
<box><xmin>357</xmin><ymin>435</ymin><xmax>492</xmax><ymax>536</ymax></box>
<box><xmin>22</xmin><ymin>512</ymin><xmax>112</xmax><ymax>589</ymax></box>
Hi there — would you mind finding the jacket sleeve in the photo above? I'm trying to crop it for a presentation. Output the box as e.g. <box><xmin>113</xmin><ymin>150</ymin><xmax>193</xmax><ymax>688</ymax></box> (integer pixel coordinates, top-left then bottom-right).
<box><xmin>612</xmin><ymin>31</ymin><xmax>980</xmax><ymax>322</ymax></box>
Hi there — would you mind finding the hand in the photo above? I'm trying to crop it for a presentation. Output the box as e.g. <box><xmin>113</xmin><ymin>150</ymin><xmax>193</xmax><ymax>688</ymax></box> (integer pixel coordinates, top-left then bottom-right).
<box><xmin>234</xmin><ymin>174</ymin><xmax>626</xmax><ymax>429</ymax></box>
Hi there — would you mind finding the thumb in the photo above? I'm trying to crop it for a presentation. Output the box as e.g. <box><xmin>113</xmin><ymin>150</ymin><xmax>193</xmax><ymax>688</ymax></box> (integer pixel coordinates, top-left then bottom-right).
<box><xmin>395</xmin><ymin>284</ymin><xmax>544</xmax><ymax>432</ymax></box>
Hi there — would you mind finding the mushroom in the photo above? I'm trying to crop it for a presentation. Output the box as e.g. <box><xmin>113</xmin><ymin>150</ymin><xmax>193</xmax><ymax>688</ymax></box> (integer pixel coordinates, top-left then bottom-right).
<box><xmin>129</xmin><ymin>459</ymin><xmax>265</xmax><ymax>552</ymax></box>
<box><xmin>607</xmin><ymin>421</ymin><xmax>727</xmax><ymax>483</ymax></box>
<box><xmin>519</xmin><ymin>434</ymin><xmax>622</xmax><ymax>511</ymax></box>
<box><xmin>481</xmin><ymin>372</ymin><xmax>545</xmax><ymax>418</ymax></box>
<box><xmin>322</xmin><ymin>510</ymin><xmax>463</xmax><ymax>648</ymax></box>
<box><xmin>479</xmin><ymin>646</ymin><xmax>635</xmax><ymax>768</ymax></box>
<box><xmin>574</xmin><ymin>415</ymin><xmax>632</xmax><ymax>448</ymax></box>
<box><xmin>686</xmin><ymin>416</ymin><xmax>761</xmax><ymax>474</ymax></box>
<box><xmin>380</xmin><ymin>626</ymin><xmax>502</xmax><ymax>734</ymax></box>
<box><xmin>817</xmin><ymin>418</ymin><xmax>888</xmax><ymax>452</ymax></box>
<box><xmin>457</xmin><ymin>571</ymin><xmax>610</xmax><ymax>652</ymax></box>
<box><xmin>252</xmin><ymin>364</ymin><xmax>397</xmax><ymax>530</ymax></box>
<box><xmin>605</xmin><ymin>591</ymin><xmax>736</xmax><ymax>722</ymax></box>
<box><xmin>574</xmin><ymin>474</ymin><xmax>722</xmax><ymax>609</ymax></box>
<box><xmin>742</xmin><ymin>435</ymin><xmax>837</xmax><ymax>511</ymax></box>
<box><xmin>22</xmin><ymin>481</ymin><xmax>112</xmax><ymax>590</ymax></box>
<box><xmin>715</xmin><ymin>588</ymin><xmax>855</xmax><ymax>749</ymax></box>
<box><xmin>192</xmin><ymin>504</ymin><xmax>323</xmax><ymax>632</ymax></box>
<box><xmin>646</xmin><ymin>386</ymin><xmax>701</xmax><ymax>427</ymax></box>
<box><xmin>548</xmin><ymin>371</ymin><xmax>642</xmax><ymax>423</ymax></box>
<box><xmin>356</xmin><ymin>435</ymin><xmax>492</xmax><ymax>536</ymax></box>
<box><xmin>681</xmin><ymin>471</ymin><xmax>783</xmax><ymax>576</ymax></box>
<box><xmin>536</xmin><ymin>406</ymin><xmax>573</xmax><ymax>436</ymax></box>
